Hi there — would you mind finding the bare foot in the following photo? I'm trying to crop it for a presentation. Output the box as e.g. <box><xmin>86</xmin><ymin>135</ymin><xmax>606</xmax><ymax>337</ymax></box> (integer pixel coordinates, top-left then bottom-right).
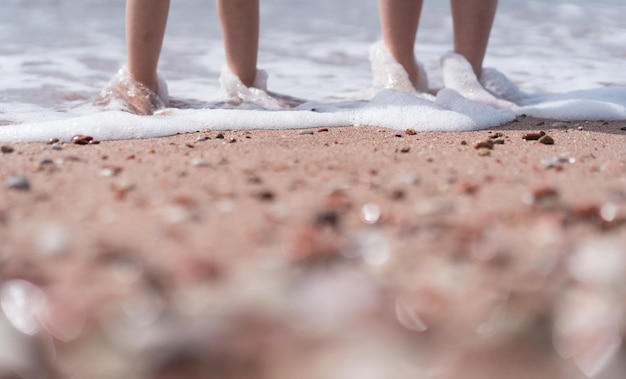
<box><xmin>441</xmin><ymin>52</ymin><xmax>516</xmax><ymax>109</ymax></box>
<box><xmin>369</xmin><ymin>41</ymin><xmax>431</xmax><ymax>96</ymax></box>
<box><xmin>95</xmin><ymin>67</ymin><xmax>168</xmax><ymax>116</ymax></box>
<box><xmin>219</xmin><ymin>66</ymin><xmax>304</xmax><ymax>110</ymax></box>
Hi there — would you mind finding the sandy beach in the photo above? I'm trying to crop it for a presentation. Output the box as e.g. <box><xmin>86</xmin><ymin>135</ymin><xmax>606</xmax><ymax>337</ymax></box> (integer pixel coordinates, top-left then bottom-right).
<box><xmin>1</xmin><ymin>117</ymin><xmax>626</xmax><ymax>378</ymax></box>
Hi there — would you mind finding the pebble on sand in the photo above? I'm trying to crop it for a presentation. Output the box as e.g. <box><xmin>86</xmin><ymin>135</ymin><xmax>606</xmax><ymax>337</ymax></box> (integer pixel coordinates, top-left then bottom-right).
<box><xmin>524</xmin><ymin>186</ymin><xmax>559</xmax><ymax>207</ymax></box>
<box><xmin>522</xmin><ymin>132</ymin><xmax>546</xmax><ymax>141</ymax></box>
<box><xmin>477</xmin><ymin>148</ymin><xmax>491</xmax><ymax>156</ymax></box>
<box><xmin>1</xmin><ymin>145</ymin><xmax>14</xmax><ymax>154</ymax></box>
<box><xmin>71</xmin><ymin>135</ymin><xmax>94</xmax><ymax>145</ymax></box>
<box><xmin>538</xmin><ymin>135</ymin><xmax>555</xmax><ymax>145</ymax></box>
<box><xmin>473</xmin><ymin>140</ymin><xmax>494</xmax><ymax>150</ymax></box>
<box><xmin>5</xmin><ymin>176</ymin><xmax>30</xmax><ymax>191</ymax></box>
<box><xmin>99</xmin><ymin>165</ymin><xmax>123</xmax><ymax>177</ymax></box>
<box><xmin>256</xmin><ymin>190</ymin><xmax>275</xmax><ymax>202</ymax></box>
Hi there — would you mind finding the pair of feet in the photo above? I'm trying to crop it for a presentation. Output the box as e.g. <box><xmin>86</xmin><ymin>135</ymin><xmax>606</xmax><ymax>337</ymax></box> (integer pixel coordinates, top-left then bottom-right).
<box><xmin>98</xmin><ymin>42</ymin><xmax>519</xmax><ymax>115</ymax></box>
<box><xmin>370</xmin><ymin>41</ymin><xmax>518</xmax><ymax>109</ymax></box>
<box><xmin>95</xmin><ymin>65</ymin><xmax>303</xmax><ymax>116</ymax></box>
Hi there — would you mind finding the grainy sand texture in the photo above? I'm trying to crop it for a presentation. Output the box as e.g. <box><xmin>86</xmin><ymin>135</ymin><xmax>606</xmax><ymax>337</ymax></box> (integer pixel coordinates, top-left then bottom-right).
<box><xmin>1</xmin><ymin>117</ymin><xmax>626</xmax><ymax>379</ymax></box>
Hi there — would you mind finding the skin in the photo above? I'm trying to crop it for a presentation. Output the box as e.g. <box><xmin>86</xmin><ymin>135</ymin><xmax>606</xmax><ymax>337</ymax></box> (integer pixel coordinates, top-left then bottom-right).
<box><xmin>217</xmin><ymin>0</ymin><xmax>260</xmax><ymax>88</ymax></box>
<box><xmin>451</xmin><ymin>0</ymin><xmax>498</xmax><ymax>77</ymax></box>
<box><xmin>125</xmin><ymin>0</ymin><xmax>260</xmax><ymax>94</ymax></box>
<box><xmin>126</xmin><ymin>0</ymin><xmax>170</xmax><ymax>93</ymax></box>
<box><xmin>378</xmin><ymin>0</ymin><xmax>498</xmax><ymax>87</ymax></box>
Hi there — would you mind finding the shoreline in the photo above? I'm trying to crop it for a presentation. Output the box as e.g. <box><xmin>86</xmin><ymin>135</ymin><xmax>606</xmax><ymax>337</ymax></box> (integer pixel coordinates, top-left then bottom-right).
<box><xmin>1</xmin><ymin>117</ymin><xmax>626</xmax><ymax>378</ymax></box>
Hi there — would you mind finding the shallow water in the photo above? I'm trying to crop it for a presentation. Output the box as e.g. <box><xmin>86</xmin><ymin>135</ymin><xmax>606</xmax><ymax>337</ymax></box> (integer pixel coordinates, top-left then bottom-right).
<box><xmin>1</xmin><ymin>0</ymin><xmax>626</xmax><ymax>141</ymax></box>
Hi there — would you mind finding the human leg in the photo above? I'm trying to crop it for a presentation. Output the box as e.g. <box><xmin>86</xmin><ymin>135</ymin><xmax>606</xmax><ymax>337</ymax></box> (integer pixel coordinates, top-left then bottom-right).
<box><xmin>126</xmin><ymin>0</ymin><xmax>170</xmax><ymax>93</ymax></box>
<box><xmin>217</xmin><ymin>0</ymin><xmax>259</xmax><ymax>88</ymax></box>
<box><xmin>377</xmin><ymin>0</ymin><xmax>424</xmax><ymax>87</ymax></box>
<box><xmin>96</xmin><ymin>0</ymin><xmax>170</xmax><ymax>115</ymax></box>
<box><xmin>450</xmin><ymin>0</ymin><xmax>498</xmax><ymax>77</ymax></box>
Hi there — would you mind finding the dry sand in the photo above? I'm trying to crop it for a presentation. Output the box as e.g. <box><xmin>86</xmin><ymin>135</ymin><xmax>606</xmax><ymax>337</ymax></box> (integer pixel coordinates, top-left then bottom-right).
<box><xmin>1</xmin><ymin>117</ymin><xmax>626</xmax><ymax>378</ymax></box>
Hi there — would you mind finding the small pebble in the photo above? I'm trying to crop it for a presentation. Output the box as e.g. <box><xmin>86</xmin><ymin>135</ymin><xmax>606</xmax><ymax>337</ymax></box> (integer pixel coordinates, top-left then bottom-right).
<box><xmin>522</xmin><ymin>131</ymin><xmax>545</xmax><ymax>141</ymax></box>
<box><xmin>71</xmin><ymin>135</ymin><xmax>93</xmax><ymax>145</ymax></box>
<box><xmin>528</xmin><ymin>186</ymin><xmax>559</xmax><ymax>205</ymax></box>
<box><xmin>405</xmin><ymin>128</ymin><xmax>417</xmax><ymax>135</ymax></box>
<box><xmin>1</xmin><ymin>145</ymin><xmax>14</xmax><ymax>154</ymax></box>
<box><xmin>51</xmin><ymin>143</ymin><xmax>63</xmax><ymax>150</ymax></box>
<box><xmin>317</xmin><ymin>128</ymin><xmax>329</xmax><ymax>133</ymax></box>
<box><xmin>314</xmin><ymin>210</ymin><xmax>340</xmax><ymax>228</ymax></box>
<box><xmin>620</xmin><ymin>127</ymin><xmax>626</xmax><ymax>131</ymax></box>
<box><xmin>361</xmin><ymin>203</ymin><xmax>382</xmax><ymax>225</ymax></box>
<box><xmin>400</xmin><ymin>146</ymin><xmax>411</xmax><ymax>153</ymax></box>
<box><xmin>256</xmin><ymin>190</ymin><xmax>275</xmax><ymax>202</ymax></box>
<box><xmin>474</xmin><ymin>139</ymin><xmax>494</xmax><ymax>150</ymax></box>
<box><xmin>299</xmin><ymin>130</ymin><xmax>315</xmax><ymax>135</ymax></box>
<box><xmin>477</xmin><ymin>148</ymin><xmax>491</xmax><ymax>156</ymax></box>
<box><xmin>538</xmin><ymin>135</ymin><xmax>555</xmax><ymax>145</ymax></box>
<box><xmin>577</xmin><ymin>126</ymin><xmax>584</xmax><ymax>131</ymax></box>
<box><xmin>492</xmin><ymin>138</ymin><xmax>505</xmax><ymax>145</ymax></box>
<box><xmin>5</xmin><ymin>176</ymin><xmax>30</xmax><ymax>191</ymax></box>
<box><xmin>46</xmin><ymin>138</ymin><xmax>60</xmax><ymax>145</ymax></box>
<box><xmin>99</xmin><ymin>165</ymin><xmax>123</xmax><ymax>177</ymax></box>
<box><xmin>196</xmin><ymin>136</ymin><xmax>210</xmax><ymax>142</ymax></box>
<box><xmin>543</xmin><ymin>156</ymin><xmax>575</xmax><ymax>169</ymax></box>
<box><xmin>390</xmin><ymin>189</ymin><xmax>406</xmax><ymax>200</ymax></box>
<box><xmin>190</xmin><ymin>158</ymin><xmax>211</xmax><ymax>167</ymax></box>
<box><xmin>215</xmin><ymin>133</ymin><xmax>225</xmax><ymax>139</ymax></box>
<box><xmin>458</xmin><ymin>182</ymin><xmax>481</xmax><ymax>195</ymax></box>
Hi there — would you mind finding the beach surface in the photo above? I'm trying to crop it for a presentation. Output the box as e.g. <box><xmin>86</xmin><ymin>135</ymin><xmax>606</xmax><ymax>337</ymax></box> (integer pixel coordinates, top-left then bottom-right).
<box><xmin>1</xmin><ymin>117</ymin><xmax>626</xmax><ymax>378</ymax></box>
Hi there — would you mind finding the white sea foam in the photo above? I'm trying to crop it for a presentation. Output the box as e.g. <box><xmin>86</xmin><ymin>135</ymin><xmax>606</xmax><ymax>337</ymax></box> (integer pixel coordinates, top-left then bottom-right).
<box><xmin>0</xmin><ymin>87</ymin><xmax>516</xmax><ymax>142</ymax></box>
<box><xmin>1</xmin><ymin>0</ymin><xmax>626</xmax><ymax>142</ymax></box>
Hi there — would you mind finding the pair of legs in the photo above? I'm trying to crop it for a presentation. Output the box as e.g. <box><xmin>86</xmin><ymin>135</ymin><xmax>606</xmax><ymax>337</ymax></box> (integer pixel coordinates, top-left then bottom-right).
<box><xmin>125</xmin><ymin>0</ymin><xmax>259</xmax><ymax>95</ymax></box>
<box><xmin>378</xmin><ymin>0</ymin><xmax>498</xmax><ymax>89</ymax></box>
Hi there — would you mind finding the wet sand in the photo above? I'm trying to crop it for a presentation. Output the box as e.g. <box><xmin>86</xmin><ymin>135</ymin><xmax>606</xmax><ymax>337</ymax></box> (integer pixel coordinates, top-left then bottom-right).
<box><xmin>1</xmin><ymin>117</ymin><xmax>626</xmax><ymax>378</ymax></box>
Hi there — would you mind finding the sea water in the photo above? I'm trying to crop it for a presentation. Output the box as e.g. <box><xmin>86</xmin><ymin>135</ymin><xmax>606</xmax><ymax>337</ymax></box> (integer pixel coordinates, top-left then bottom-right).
<box><xmin>1</xmin><ymin>0</ymin><xmax>626</xmax><ymax>141</ymax></box>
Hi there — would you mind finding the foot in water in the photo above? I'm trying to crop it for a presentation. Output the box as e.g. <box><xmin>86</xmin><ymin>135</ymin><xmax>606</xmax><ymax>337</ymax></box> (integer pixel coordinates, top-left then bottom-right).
<box><xmin>369</xmin><ymin>41</ymin><xmax>432</xmax><ymax>97</ymax></box>
<box><xmin>95</xmin><ymin>66</ymin><xmax>168</xmax><ymax>116</ymax></box>
<box><xmin>96</xmin><ymin>66</ymin><xmax>302</xmax><ymax>115</ymax></box>
<box><xmin>219</xmin><ymin>66</ymin><xmax>304</xmax><ymax>110</ymax></box>
<box><xmin>441</xmin><ymin>52</ymin><xmax>517</xmax><ymax>110</ymax></box>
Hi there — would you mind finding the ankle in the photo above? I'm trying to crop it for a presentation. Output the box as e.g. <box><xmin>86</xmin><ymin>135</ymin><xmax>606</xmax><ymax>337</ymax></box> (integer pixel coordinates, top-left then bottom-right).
<box><xmin>397</xmin><ymin>59</ymin><xmax>422</xmax><ymax>90</ymax></box>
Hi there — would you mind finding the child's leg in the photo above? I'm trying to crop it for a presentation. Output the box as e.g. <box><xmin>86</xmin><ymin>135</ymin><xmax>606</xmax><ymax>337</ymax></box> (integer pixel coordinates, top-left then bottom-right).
<box><xmin>217</xmin><ymin>0</ymin><xmax>259</xmax><ymax>88</ymax></box>
<box><xmin>443</xmin><ymin>0</ymin><xmax>514</xmax><ymax>109</ymax></box>
<box><xmin>377</xmin><ymin>0</ymin><xmax>424</xmax><ymax>87</ymax></box>
<box><xmin>450</xmin><ymin>0</ymin><xmax>498</xmax><ymax>77</ymax></box>
<box><xmin>125</xmin><ymin>0</ymin><xmax>170</xmax><ymax>93</ymax></box>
